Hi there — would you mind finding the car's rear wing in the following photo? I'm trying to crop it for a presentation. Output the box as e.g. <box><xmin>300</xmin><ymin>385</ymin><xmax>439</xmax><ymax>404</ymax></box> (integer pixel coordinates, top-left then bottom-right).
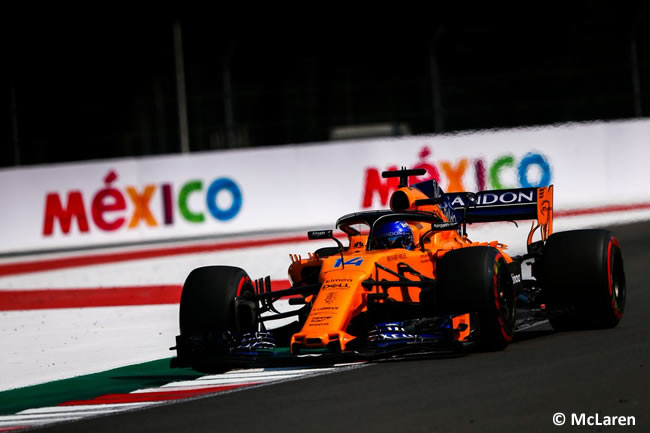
<box><xmin>443</xmin><ymin>186</ymin><xmax>554</xmax><ymax>244</ymax></box>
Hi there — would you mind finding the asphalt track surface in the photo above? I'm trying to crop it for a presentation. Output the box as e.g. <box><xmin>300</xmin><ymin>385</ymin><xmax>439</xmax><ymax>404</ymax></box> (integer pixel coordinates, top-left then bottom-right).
<box><xmin>36</xmin><ymin>221</ymin><xmax>650</xmax><ymax>433</ymax></box>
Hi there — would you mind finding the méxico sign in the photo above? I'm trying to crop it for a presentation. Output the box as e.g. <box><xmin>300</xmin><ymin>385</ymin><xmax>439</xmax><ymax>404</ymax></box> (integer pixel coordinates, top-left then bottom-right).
<box><xmin>43</xmin><ymin>170</ymin><xmax>243</xmax><ymax>236</ymax></box>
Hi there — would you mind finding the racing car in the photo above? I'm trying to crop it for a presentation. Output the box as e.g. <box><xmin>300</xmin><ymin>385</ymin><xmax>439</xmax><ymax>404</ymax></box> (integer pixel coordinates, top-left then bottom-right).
<box><xmin>171</xmin><ymin>167</ymin><xmax>626</xmax><ymax>372</ymax></box>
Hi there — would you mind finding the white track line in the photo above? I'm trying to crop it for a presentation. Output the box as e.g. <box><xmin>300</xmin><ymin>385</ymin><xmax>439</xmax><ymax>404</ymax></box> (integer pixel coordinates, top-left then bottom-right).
<box><xmin>20</xmin><ymin>403</ymin><xmax>155</xmax><ymax>414</ymax></box>
<box><xmin>0</xmin><ymin>363</ymin><xmax>367</xmax><ymax>431</ymax></box>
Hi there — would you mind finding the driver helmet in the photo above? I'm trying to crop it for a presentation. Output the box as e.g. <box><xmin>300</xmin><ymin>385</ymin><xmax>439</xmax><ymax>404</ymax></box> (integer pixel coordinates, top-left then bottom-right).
<box><xmin>374</xmin><ymin>221</ymin><xmax>414</xmax><ymax>250</ymax></box>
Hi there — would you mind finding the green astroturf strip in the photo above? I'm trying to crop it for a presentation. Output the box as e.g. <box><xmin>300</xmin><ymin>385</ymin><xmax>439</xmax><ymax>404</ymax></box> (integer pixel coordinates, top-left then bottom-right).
<box><xmin>0</xmin><ymin>358</ymin><xmax>203</xmax><ymax>415</ymax></box>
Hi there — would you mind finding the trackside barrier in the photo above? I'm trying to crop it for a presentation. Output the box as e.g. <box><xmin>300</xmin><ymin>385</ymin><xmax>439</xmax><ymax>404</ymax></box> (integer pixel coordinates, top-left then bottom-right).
<box><xmin>1</xmin><ymin>119</ymin><xmax>649</xmax><ymax>254</ymax></box>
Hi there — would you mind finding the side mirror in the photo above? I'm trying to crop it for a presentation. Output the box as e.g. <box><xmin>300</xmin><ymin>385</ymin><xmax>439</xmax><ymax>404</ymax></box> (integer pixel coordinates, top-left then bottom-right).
<box><xmin>307</xmin><ymin>230</ymin><xmax>347</xmax><ymax>268</ymax></box>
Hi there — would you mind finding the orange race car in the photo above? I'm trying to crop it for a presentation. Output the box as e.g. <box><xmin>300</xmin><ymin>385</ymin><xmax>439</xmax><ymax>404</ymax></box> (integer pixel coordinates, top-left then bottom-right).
<box><xmin>171</xmin><ymin>168</ymin><xmax>626</xmax><ymax>372</ymax></box>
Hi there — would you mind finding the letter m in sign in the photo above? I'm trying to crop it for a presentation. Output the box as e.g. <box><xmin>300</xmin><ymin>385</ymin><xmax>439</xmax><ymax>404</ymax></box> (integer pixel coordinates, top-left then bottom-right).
<box><xmin>334</xmin><ymin>257</ymin><xmax>364</xmax><ymax>268</ymax></box>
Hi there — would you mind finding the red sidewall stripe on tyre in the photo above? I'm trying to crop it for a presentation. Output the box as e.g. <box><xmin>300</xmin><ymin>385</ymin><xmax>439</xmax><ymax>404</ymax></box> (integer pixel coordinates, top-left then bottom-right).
<box><xmin>608</xmin><ymin>237</ymin><xmax>623</xmax><ymax>320</ymax></box>
<box><xmin>493</xmin><ymin>254</ymin><xmax>513</xmax><ymax>342</ymax></box>
<box><xmin>236</xmin><ymin>276</ymin><xmax>252</xmax><ymax>297</ymax></box>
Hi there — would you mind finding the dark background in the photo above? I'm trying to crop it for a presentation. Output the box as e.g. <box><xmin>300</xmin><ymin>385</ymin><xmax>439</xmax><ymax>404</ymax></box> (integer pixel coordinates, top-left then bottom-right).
<box><xmin>3</xmin><ymin>5</ymin><xmax>649</xmax><ymax>168</ymax></box>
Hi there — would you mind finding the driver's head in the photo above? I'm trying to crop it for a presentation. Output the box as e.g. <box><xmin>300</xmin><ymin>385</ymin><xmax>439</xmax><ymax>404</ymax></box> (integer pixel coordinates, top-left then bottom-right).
<box><xmin>374</xmin><ymin>221</ymin><xmax>414</xmax><ymax>250</ymax></box>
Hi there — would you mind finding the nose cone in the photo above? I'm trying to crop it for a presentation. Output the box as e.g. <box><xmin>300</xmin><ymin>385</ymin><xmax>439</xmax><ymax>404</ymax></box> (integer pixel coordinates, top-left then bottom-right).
<box><xmin>290</xmin><ymin>270</ymin><xmax>367</xmax><ymax>353</ymax></box>
<box><xmin>290</xmin><ymin>331</ymin><xmax>356</xmax><ymax>353</ymax></box>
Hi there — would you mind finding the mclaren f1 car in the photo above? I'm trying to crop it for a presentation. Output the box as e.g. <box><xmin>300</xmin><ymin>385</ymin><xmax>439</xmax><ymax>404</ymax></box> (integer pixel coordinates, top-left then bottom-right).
<box><xmin>171</xmin><ymin>168</ymin><xmax>626</xmax><ymax>372</ymax></box>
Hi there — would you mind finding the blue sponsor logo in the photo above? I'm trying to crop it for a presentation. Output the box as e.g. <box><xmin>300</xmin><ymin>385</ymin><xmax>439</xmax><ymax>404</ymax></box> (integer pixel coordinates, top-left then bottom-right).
<box><xmin>437</xmin><ymin>199</ymin><xmax>458</xmax><ymax>222</ymax></box>
<box><xmin>334</xmin><ymin>257</ymin><xmax>364</xmax><ymax>267</ymax></box>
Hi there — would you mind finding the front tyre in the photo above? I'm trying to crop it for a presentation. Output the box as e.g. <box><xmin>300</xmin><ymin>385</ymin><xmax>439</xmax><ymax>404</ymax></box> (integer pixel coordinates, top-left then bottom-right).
<box><xmin>436</xmin><ymin>247</ymin><xmax>516</xmax><ymax>350</ymax></box>
<box><xmin>542</xmin><ymin>229</ymin><xmax>625</xmax><ymax>330</ymax></box>
<box><xmin>177</xmin><ymin>266</ymin><xmax>257</xmax><ymax>372</ymax></box>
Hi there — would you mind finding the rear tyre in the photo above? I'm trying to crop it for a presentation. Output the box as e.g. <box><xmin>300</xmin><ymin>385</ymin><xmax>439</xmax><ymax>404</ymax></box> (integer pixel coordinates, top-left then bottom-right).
<box><xmin>436</xmin><ymin>247</ymin><xmax>516</xmax><ymax>350</ymax></box>
<box><xmin>542</xmin><ymin>229</ymin><xmax>625</xmax><ymax>330</ymax></box>
<box><xmin>177</xmin><ymin>266</ymin><xmax>257</xmax><ymax>372</ymax></box>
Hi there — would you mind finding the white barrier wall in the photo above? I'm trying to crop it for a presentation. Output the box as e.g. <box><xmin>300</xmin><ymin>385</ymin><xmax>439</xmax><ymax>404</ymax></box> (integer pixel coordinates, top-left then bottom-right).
<box><xmin>1</xmin><ymin>119</ymin><xmax>649</xmax><ymax>254</ymax></box>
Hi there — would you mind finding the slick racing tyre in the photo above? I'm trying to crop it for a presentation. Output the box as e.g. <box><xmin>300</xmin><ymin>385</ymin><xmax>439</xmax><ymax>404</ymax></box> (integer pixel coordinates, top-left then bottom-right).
<box><xmin>178</xmin><ymin>266</ymin><xmax>257</xmax><ymax>371</ymax></box>
<box><xmin>436</xmin><ymin>247</ymin><xmax>516</xmax><ymax>350</ymax></box>
<box><xmin>542</xmin><ymin>229</ymin><xmax>625</xmax><ymax>330</ymax></box>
